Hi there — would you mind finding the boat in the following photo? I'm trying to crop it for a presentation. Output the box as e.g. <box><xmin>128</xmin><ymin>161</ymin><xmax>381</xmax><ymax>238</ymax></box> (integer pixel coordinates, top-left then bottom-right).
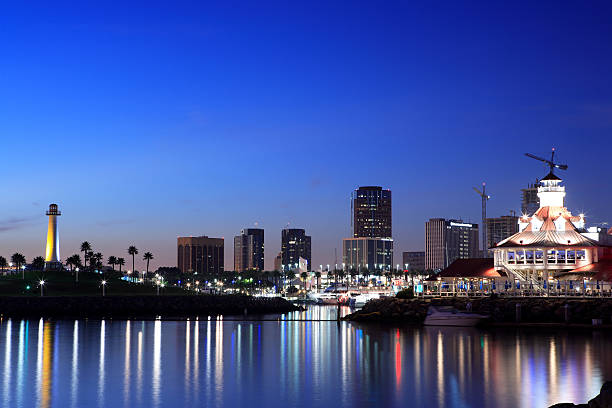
<box><xmin>424</xmin><ymin>306</ymin><xmax>488</xmax><ymax>326</ymax></box>
<box><xmin>309</xmin><ymin>293</ymin><xmax>339</xmax><ymax>305</ymax></box>
<box><xmin>349</xmin><ymin>292</ymin><xmax>380</xmax><ymax>308</ymax></box>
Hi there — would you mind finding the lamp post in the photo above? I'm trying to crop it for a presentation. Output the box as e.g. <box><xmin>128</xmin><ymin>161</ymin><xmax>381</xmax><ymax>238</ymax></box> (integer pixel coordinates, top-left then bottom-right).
<box><xmin>101</xmin><ymin>280</ymin><xmax>107</xmax><ymax>296</ymax></box>
<box><xmin>75</xmin><ymin>267</ymin><xmax>79</xmax><ymax>283</ymax></box>
<box><xmin>22</xmin><ymin>265</ymin><xmax>25</xmax><ymax>280</ymax></box>
<box><xmin>39</xmin><ymin>280</ymin><xmax>45</xmax><ymax>297</ymax></box>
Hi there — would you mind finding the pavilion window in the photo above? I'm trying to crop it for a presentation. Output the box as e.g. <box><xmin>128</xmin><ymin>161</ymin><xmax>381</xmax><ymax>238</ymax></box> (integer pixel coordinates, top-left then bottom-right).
<box><xmin>526</xmin><ymin>250</ymin><xmax>534</xmax><ymax>264</ymax></box>
<box><xmin>557</xmin><ymin>250</ymin><xmax>566</xmax><ymax>263</ymax></box>
<box><xmin>567</xmin><ymin>250</ymin><xmax>576</xmax><ymax>264</ymax></box>
<box><xmin>507</xmin><ymin>251</ymin><xmax>516</xmax><ymax>263</ymax></box>
<box><xmin>517</xmin><ymin>250</ymin><xmax>525</xmax><ymax>263</ymax></box>
<box><xmin>535</xmin><ymin>250</ymin><xmax>544</xmax><ymax>264</ymax></box>
<box><xmin>576</xmin><ymin>250</ymin><xmax>586</xmax><ymax>261</ymax></box>
<box><xmin>547</xmin><ymin>250</ymin><xmax>556</xmax><ymax>264</ymax></box>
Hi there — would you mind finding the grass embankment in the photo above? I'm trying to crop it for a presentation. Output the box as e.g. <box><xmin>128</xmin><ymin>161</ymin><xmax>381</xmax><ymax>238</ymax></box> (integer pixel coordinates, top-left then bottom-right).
<box><xmin>0</xmin><ymin>270</ymin><xmax>299</xmax><ymax>318</ymax></box>
<box><xmin>0</xmin><ymin>269</ymin><xmax>184</xmax><ymax>297</ymax></box>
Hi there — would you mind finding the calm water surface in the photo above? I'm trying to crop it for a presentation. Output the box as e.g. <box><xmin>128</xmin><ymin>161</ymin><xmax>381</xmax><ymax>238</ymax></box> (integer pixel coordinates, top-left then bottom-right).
<box><xmin>0</xmin><ymin>306</ymin><xmax>609</xmax><ymax>408</ymax></box>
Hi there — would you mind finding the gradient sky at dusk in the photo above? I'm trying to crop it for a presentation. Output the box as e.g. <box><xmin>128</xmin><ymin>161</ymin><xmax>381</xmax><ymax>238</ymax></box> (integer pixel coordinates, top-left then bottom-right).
<box><xmin>1</xmin><ymin>1</ymin><xmax>611</xmax><ymax>271</ymax></box>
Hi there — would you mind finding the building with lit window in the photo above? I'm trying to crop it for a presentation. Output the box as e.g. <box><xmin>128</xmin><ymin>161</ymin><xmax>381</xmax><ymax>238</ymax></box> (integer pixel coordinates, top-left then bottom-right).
<box><xmin>352</xmin><ymin>186</ymin><xmax>392</xmax><ymax>238</ymax></box>
<box><xmin>234</xmin><ymin>228</ymin><xmax>264</xmax><ymax>272</ymax></box>
<box><xmin>494</xmin><ymin>171</ymin><xmax>612</xmax><ymax>286</ymax></box>
<box><xmin>177</xmin><ymin>236</ymin><xmax>224</xmax><ymax>274</ymax></box>
<box><xmin>521</xmin><ymin>180</ymin><xmax>540</xmax><ymax>216</ymax></box>
<box><xmin>343</xmin><ymin>237</ymin><xmax>393</xmax><ymax>272</ymax></box>
<box><xmin>425</xmin><ymin>219</ymin><xmax>479</xmax><ymax>271</ymax></box>
<box><xmin>402</xmin><ymin>251</ymin><xmax>425</xmax><ymax>272</ymax></box>
<box><xmin>281</xmin><ymin>229</ymin><xmax>311</xmax><ymax>271</ymax></box>
<box><xmin>486</xmin><ymin>215</ymin><xmax>519</xmax><ymax>251</ymax></box>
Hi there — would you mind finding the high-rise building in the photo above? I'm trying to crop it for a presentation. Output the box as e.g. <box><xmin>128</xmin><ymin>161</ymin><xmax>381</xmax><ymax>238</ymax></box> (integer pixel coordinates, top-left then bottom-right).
<box><xmin>486</xmin><ymin>215</ymin><xmax>519</xmax><ymax>250</ymax></box>
<box><xmin>274</xmin><ymin>252</ymin><xmax>282</xmax><ymax>271</ymax></box>
<box><xmin>521</xmin><ymin>180</ymin><xmax>540</xmax><ymax>215</ymax></box>
<box><xmin>177</xmin><ymin>236</ymin><xmax>224</xmax><ymax>274</ymax></box>
<box><xmin>234</xmin><ymin>228</ymin><xmax>264</xmax><ymax>272</ymax></box>
<box><xmin>343</xmin><ymin>237</ymin><xmax>393</xmax><ymax>271</ymax></box>
<box><xmin>425</xmin><ymin>219</ymin><xmax>479</xmax><ymax>271</ymax></box>
<box><xmin>352</xmin><ymin>186</ymin><xmax>392</xmax><ymax>238</ymax></box>
<box><xmin>402</xmin><ymin>251</ymin><xmax>425</xmax><ymax>272</ymax></box>
<box><xmin>281</xmin><ymin>229</ymin><xmax>311</xmax><ymax>271</ymax></box>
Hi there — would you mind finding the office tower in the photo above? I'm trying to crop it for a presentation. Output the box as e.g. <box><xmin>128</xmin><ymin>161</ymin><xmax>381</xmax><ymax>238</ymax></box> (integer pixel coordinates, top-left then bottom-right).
<box><xmin>425</xmin><ymin>218</ymin><xmax>479</xmax><ymax>270</ymax></box>
<box><xmin>486</xmin><ymin>215</ymin><xmax>519</xmax><ymax>249</ymax></box>
<box><xmin>234</xmin><ymin>228</ymin><xmax>264</xmax><ymax>272</ymax></box>
<box><xmin>521</xmin><ymin>180</ymin><xmax>540</xmax><ymax>215</ymax></box>
<box><xmin>402</xmin><ymin>251</ymin><xmax>425</xmax><ymax>272</ymax></box>
<box><xmin>281</xmin><ymin>229</ymin><xmax>311</xmax><ymax>271</ymax></box>
<box><xmin>274</xmin><ymin>252</ymin><xmax>282</xmax><ymax>271</ymax></box>
<box><xmin>352</xmin><ymin>186</ymin><xmax>392</xmax><ymax>238</ymax></box>
<box><xmin>342</xmin><ymin>237</ymin><xmax>393</xmax><ymax>271</ymax></box>
<box><xmin>177</xmin><ymin>236</ymin><xmax>224</xmax><ymax>274</ymax></box>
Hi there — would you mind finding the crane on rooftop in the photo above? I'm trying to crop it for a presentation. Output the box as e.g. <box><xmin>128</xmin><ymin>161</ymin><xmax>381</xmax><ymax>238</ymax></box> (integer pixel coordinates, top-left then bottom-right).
<box><xmin>473</xmin><ymin>182</ymin><xmax>490</xmax><ymax>257</ymax></box>
<box><xmin>524</xmin><ymin>148</ymin><xmax>568</xmax><ymax>175</ymax></box>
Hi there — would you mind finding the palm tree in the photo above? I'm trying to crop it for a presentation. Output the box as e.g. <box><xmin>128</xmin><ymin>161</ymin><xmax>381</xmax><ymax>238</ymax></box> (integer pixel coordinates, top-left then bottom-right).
<box><xmin>32</xmin><ymin>256</ymin><xmax>45</xmax><ymax>271</ymax></box>
<box><xmin>11</xmin><ymin>253</ymin><xmax>26</xmax><ymax>279</ymax></box>
<box><xmin>80</xmin><ymin>242</ymin><xmax>91</xmax><ymax>268</ymax></box>
<box><xmin>314</xmin><ymin>271</ymin><xmax>321</xmax><ymax>291</ymax></box>
<box><xmin>117</xmin><ymin>257</ymin><xmax>125</xmax><ymax>273</ymax></box>
<box><xmin>127</xmin><ymin>246</ymin><xmax>138</xmax><ymax>277</ymax></box>
<box><xmin>108</xmin><ymin>256</ymin><xmax>117</xmax><ymax>270</ymax></box>
<box><xmin>143</xmin><ymin>252</ymin><xmax>153</xmax><ymax>277</ymax></box>
<box><xmin>0</xmin><ymin>256</ymin><xmax>7</xmax><ymax>273</ymax></box>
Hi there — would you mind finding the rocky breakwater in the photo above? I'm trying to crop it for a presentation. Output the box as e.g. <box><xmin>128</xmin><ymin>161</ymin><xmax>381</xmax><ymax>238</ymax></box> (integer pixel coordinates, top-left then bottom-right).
<box><xmin>550</xmin><ymin>381</ymin><xmax>612</xmax><ymax>408</ymax></box>
<box><xmin>343</xmin><ymin>296</ymin><xmax>612</xmax><ymax>326</ymax></box>
<box><xmin>343</xmin><ymin>297</ymin><xmax>430</xmax><ymax>323</ymax></box>
<box><xmin>0</xmin><ymin>295</ymin><xmax>299</xmax><ymax>319</ymax></box>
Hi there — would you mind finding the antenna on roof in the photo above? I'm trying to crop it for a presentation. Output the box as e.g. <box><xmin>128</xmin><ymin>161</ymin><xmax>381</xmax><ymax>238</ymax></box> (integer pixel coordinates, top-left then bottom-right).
<box><xmin>524</xmin><ymin>148</ymin><xmax>568</xmax><ymax>175</ymax></box>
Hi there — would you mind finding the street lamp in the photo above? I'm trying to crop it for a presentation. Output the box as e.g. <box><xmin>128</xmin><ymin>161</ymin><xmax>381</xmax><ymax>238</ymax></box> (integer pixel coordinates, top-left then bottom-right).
<box><xmin>101</xmin><ymin>280</ymin><xmax>107</xmax><ymax>296</ymax></box>
<box><xmin>39</xmin><ymin>280</ymin><xmax>45</xmax><ymax>297</ymax></box>
<box><xmin>21</xmin><ymin>265</ymin><xmax>25</xmax><ymax>280</ymax></box>
<box><xmin>75</xmin><ymin>267</ymin><xmax>80</xmax><ymax>283</ymax></box>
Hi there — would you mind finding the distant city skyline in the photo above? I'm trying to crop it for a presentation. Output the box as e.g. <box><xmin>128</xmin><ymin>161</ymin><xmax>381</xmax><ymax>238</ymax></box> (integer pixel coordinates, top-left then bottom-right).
<box><xmin>1</xmin><ymin>2</ymin><xmax>611</xmax><ymax>271</ymax></box>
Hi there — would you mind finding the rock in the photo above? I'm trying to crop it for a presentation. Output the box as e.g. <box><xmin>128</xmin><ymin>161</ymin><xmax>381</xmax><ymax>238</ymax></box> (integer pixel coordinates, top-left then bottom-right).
<box><xmin>588</xmin><ymin>381</ymin><xmax>612</xmax><ymax>408</ymax></box>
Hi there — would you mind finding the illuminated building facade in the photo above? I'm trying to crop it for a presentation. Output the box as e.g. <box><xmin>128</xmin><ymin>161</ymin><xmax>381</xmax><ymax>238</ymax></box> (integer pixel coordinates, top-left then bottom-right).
<box><xmin>44</xmin><ymin>203</ymin><xmax>62</xmax><ymax>270</ymax></box>
<box><xmin>425</xmin><ymin>218</ymin><xmax>479</xmax><ymax>271</ymax></box>
<box><xmin>177</xmin><ymin>236</ymin><xmax>224</xmax><ymax>274</ymax></box>
<box><xmin>281</xmin><ymin>228</ymin><xmax>311</xmax><ymax>271</ymax></box>
<box><xmin>343</xmin><ymin>237</ymin><xmax>393</xmax><ymax>271</ymax></box>
<box><xmin>352</xmin><ymin>186</ymin><xmax>392</xmax><ymax>239</ymax></box>
<box><xmin>494</xmin><ymin>172</ymin><xmax>612</xmax><ymax>285</ymax></box>
<box><xmin>233</xmin><ymin>228</ymin><xmax>264</xmax><ymax>272</ymax></box>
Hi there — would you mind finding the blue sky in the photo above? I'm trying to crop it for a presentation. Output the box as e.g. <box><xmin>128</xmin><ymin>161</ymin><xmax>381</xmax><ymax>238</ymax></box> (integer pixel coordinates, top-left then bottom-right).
<box><xmin>1</xmin><ymin>1</ymin><xmax>611</xmax><ymax>270</ymax></box>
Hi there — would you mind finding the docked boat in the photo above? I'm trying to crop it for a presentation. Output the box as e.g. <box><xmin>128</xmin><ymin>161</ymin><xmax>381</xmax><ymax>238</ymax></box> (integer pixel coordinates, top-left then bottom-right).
<box><xmin>424</xmin><ymin>306</ymin><xmax>488</xmax><ymax>326</ymax></box>
<box><xmin>309</xmin><ymin>293</ymin><xmax>339</xmax><ymax>305</ymax></box>
<box><xmin>349</xmin><ymin>293</ymin><xmax>380</xmax><ymax>308</ymax></box>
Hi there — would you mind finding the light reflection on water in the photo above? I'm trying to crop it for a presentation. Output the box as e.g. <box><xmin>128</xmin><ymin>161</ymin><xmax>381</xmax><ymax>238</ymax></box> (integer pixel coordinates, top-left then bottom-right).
<box><xmin>0</xmin><ymin>306</ymin><xmax>609</xmax><ymax>408</ymax></box>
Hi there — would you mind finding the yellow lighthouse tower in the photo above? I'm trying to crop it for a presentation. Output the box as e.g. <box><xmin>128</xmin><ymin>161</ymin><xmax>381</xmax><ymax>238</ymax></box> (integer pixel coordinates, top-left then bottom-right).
<box><xmin>44</xmin><ymin>203</ymin><xmax>62</xmax><ymax>270</ymax></box>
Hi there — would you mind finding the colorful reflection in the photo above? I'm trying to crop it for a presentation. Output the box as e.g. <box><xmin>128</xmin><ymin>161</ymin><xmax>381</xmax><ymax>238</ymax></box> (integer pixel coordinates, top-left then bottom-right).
<box><xmin>0</xmin><ymin>310</ymin><xmax>610</xmax><ymax>408</ymax></box>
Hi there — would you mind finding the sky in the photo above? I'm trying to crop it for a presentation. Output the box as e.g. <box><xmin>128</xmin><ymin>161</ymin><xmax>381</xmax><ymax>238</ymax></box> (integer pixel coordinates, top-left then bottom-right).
<box><xmin>1</xmin><ymin>1</ymin><xmax>611</xmax><ymax>271</ymax></box>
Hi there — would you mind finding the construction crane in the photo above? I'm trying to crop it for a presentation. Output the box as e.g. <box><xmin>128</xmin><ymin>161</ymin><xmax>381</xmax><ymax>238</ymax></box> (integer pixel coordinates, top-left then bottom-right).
<box><xmin>473</xmin><ymin>182</ymin><xmax>490</xmax><ymax>256</ymax></box>
<box><xmin>524</xmin><ymin>148</ymin><xmax>568</xmax><ymax>175</ymax></box>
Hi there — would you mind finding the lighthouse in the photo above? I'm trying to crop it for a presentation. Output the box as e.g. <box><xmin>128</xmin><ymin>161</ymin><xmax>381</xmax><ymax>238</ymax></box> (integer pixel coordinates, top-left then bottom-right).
<box><xmin>44</xmin><ymin>203</ymin><xmax>62</xmax><ymax>270</ymax></box>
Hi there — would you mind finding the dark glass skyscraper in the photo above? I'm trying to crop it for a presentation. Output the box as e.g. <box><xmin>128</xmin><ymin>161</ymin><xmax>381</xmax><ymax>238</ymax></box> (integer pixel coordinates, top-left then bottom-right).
<box><xmin>234</xmin><ymin>228</ymin><xmax>264</xmax><ymax>272</ymax></box>
<box><xmin>281</xmin><ymin>228</ymin><xmax>311</xmax><ymax>271</ymax></box>
<box><xmin>352</xmin><ymin>186</ymin><xmax>392</xmax><ymax>238</ymax></box>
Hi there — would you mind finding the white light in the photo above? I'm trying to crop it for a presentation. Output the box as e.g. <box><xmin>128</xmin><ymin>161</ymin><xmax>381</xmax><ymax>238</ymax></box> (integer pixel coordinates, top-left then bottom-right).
<box><xmin>101</xmin><ymin>280</ymin><xmax>107</xmax><ymax>285</ymax></box>
<box><xmin>39</xmin><ymin>280</ymin><xmax>45</xmax><ymax>285</ymax></box>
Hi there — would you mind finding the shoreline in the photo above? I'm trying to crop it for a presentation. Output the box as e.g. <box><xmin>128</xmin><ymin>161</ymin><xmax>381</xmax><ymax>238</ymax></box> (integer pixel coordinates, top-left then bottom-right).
<box><xmin>343</xmin><ymin>296</ymin><xmax>612</xmax><ymax>329</ymax></box>
<box><xmin>0</xmin><ymin>294</ymin><xmax>299</xmax><ymax>319</ymax></box>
